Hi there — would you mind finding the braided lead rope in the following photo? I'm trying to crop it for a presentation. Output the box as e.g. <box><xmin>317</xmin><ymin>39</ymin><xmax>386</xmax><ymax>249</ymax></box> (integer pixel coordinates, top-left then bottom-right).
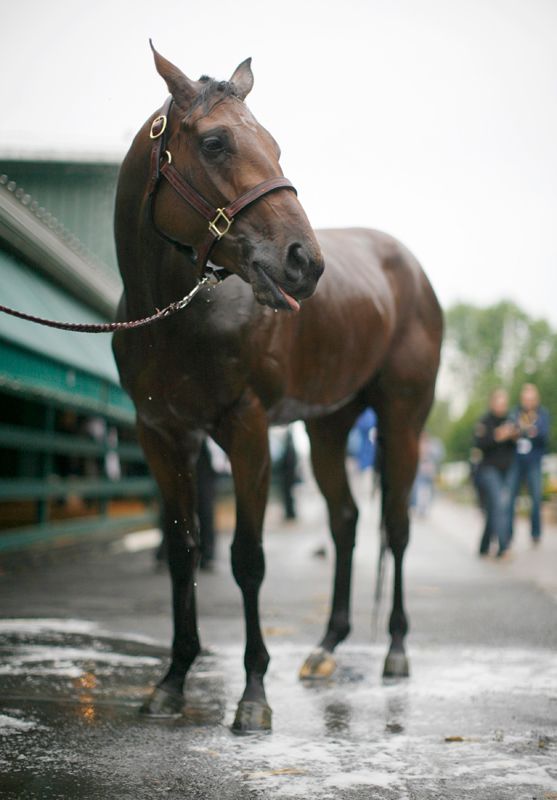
<box><xmin>0</xmin><ymin>275</ymin><xmax>213</xmax><ymax>333</ymax></box>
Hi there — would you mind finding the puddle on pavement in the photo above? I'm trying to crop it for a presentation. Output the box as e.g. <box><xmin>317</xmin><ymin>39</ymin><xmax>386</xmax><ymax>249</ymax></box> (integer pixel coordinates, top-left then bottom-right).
<box><xmin>0</xmin><ymin>619</ymin><xmax>556</xmax><ymax>799</ymax></box>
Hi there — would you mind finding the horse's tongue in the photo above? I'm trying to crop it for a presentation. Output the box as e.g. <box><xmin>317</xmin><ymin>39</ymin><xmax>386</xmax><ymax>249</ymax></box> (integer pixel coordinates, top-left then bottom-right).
<box><xmin>279</xmin><ymin>287</ymin><xmax>300</xmax><ymax>312</ymax></box>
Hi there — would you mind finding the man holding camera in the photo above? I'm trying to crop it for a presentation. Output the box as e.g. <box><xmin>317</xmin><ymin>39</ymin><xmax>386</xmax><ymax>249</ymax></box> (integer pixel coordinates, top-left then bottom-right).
<box><xmin>508</xmin><ymin>383</ymin><xmax>551</xmax><ymax>546</ymax></box>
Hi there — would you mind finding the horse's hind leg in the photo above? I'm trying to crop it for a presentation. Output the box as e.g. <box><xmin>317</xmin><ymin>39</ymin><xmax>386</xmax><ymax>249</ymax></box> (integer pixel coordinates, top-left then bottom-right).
<box><xmin>136</xmin><ymin>421</ymin><xmax>202</xmax><ymax>717</ymax></box>
<box><xmin>372</xmin><ymin>388</ymin><xmax>433</xmax><ymax>678</ymax></box>
<box><xmin>300</xmin><ymin>402</ymin><xmax>362</xmax><ymax>680</ymax></box>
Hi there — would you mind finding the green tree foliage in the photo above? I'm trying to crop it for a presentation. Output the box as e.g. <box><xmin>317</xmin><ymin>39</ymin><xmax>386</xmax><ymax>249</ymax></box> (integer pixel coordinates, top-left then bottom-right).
<box><xmin>428</xmin><ymin>300</ymin><xmax>556</xmax><ymax>460</ymax></box>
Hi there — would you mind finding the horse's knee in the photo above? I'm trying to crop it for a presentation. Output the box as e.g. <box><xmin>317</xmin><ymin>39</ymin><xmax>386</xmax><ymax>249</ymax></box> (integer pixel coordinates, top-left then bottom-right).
<box><xmin>166</xmin><ymin>529</ymin><xmax>200</xmax><ymax>573</ymax></box>
<box><xmin>331</xmin><ymin>500</ymin><xmax>358</xmax><ymax>547</ymax></box>
<box><xmin>231</xmin><ymin>539</ymin><xmax>265</xmax><ymax>587</ymax></box>
<box><xmin>384</xmin><ymin>510</ymin><xmax>409</xmax><ymax>555</ymax></box>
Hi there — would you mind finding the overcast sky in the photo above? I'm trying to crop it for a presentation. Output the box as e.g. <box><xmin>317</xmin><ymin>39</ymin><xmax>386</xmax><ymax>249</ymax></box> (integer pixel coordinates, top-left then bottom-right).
<box><xmin>2</xmin><ymin>0</ymin><xmax>556</xmax><ymax>324</ymax></box>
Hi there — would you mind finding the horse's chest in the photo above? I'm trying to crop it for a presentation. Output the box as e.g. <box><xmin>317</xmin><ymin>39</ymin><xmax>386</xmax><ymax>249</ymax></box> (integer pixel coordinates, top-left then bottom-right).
<box><xmin>131</xmin><ymin>343</ymin><xmax>245</xmax><ymax>428</ymax></box>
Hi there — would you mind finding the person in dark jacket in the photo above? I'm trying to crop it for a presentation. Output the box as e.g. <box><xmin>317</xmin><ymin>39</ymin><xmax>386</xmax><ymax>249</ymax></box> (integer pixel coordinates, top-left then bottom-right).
<box><xmin>473</xmin><ymin>388</ymin><xmax>517</xmax><ymax>558</ymax></box>
<box><xmin>507</xmin><ymin>383</ymin><xmax>550</xmax><ymax>546</ymax></box>
<box><xmin>277</xmin><ymin>427</ymin><xmax>300</xmax><ymax>521</ymax></box>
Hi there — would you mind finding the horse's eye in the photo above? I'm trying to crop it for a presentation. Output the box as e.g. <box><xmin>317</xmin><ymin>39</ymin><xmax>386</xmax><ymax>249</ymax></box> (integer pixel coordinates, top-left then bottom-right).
<box><xmin>201</xmin><ymin>136</ymin><xmax>225</xmax><ymax>155</ymax></box>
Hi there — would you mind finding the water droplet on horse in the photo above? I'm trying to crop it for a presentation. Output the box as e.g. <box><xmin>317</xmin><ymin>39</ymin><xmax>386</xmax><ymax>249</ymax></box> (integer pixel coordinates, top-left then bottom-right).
<box><xmin>148</xmin><ymin>395</ymin><xmax>152</xmax><ymax>400</ymax></box>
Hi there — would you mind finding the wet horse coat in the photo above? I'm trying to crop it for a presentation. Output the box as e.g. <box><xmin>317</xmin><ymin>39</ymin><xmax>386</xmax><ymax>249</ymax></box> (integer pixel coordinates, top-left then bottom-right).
<box><xmin>113</xmin><ymin>47</ymin><xmax>443</xmax><ymax>731</ymax></box>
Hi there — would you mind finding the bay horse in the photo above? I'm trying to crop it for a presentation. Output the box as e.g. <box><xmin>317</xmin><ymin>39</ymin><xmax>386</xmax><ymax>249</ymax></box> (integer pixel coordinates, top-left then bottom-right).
<box><xmin>113</xmin><ymin>45</ymin><xmax>443</xmax><ymax>733</ymax></box>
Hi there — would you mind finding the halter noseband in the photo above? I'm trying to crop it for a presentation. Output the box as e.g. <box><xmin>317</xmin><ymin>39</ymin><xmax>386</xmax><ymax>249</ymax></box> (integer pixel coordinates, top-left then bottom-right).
<box><xmin>147</xmin><ymin>96</ymin><xmax>297</xmax><ymax>279</ymax></box>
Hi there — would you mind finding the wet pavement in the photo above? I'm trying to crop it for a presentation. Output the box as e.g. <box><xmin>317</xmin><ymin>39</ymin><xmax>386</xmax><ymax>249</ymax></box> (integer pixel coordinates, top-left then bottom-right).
<box><xmin>0</xmin><ymin>478</ymin><xmax>556</xmax><ymax>799</ymax></box>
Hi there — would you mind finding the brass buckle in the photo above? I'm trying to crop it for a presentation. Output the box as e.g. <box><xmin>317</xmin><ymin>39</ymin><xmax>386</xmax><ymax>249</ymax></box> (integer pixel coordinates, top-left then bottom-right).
<box><xmin>208</xmin><ymin>208</ymin><xmax>233</xmax><ymax>239</ymax></box>
<box><xmin>150</xmin><ymin>114</ymin><xmax>167</xmax><ymax>139</ymax></box>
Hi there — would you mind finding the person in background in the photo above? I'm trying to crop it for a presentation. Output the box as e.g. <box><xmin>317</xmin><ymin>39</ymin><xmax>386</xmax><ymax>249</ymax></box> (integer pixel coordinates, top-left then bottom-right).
<box><xmin>277</xmin><ymin>427</ymin><xmax>299</xmax><ymax>521</ymax></box>
<box><xmin>353</xmin><ymin>408</ymin><xmax>378</xmax><ymax>472</ymax></box>
<box><xmin>473</xmin><ymin>388</ymin><xmax>517</xmax><ymax>558</ymax></box>
<box><xmin>507</xmin><ymin>383</ymin><xmax>550</xmax><ymax>546</ymax></box>
<box><xmin>410</xmin><ymin>432</ymin><xmax>444</xmax><ymax>517</ymax></box>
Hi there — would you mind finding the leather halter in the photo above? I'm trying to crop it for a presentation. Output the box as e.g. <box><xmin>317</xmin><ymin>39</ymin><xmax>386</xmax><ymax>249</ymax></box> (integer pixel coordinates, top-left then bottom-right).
<box><xmin>0</xmin><ymin>98</ymin><xmax>298</xmax><ymax>333</ymax></box>
<box><xmin>147</xmin><ymin>96</ymin><xmax>297</xmax><ymax>279</ymax></box>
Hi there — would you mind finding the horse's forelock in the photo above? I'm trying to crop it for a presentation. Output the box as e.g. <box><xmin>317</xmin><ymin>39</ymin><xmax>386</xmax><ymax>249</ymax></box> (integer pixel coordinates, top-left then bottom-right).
<box><xmin>183</xmin><ymin>77</ymin><xmax>241</xmax><ymax>120</ymax></box>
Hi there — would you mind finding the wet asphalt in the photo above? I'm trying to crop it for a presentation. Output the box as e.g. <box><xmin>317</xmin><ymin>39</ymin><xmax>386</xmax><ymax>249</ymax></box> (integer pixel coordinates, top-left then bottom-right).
<box><xmin>0</xmin><ymin>475</ymin><xmax>556</xmax><ymax>800</ymax></box>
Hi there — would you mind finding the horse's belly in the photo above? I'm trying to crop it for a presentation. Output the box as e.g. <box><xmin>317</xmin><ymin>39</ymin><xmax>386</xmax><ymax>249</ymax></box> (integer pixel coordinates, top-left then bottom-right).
<box><xmin>267</xmin><ymin>393</ymin><xmax>358</xmax><ymax>425</ymax></box>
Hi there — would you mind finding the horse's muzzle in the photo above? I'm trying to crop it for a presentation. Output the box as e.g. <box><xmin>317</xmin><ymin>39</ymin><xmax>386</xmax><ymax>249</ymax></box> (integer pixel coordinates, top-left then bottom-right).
<box><xmin>250</xmin><ymin>252</ymin><xmax>323</xmax><ymax>312</ymax></box>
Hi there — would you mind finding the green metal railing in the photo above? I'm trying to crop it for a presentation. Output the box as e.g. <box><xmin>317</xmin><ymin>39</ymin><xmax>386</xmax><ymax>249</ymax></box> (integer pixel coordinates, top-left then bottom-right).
<box><xmin>0</xmin><ymin>420</ymin><xmax>157</xmax><ymax>553</ymax></box>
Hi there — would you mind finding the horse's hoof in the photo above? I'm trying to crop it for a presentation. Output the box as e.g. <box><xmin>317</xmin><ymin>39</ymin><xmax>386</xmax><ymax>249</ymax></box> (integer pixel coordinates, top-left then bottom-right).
<box><xmin>231</xmin><ymin>700</ymin><xmax>272</xmax><ymax>734</ymax></box>
<box><xmin>139</xmin><ymin>686</ymin><xmax>184</xmax><ymax>718</ymax></box>
<box><xmin>299</xmin><ymin>647</ymin><xmax>337</xmax><ymax>680</ymax></box>
<box><xmin>383</xmin><ymin>650</ymin><xmax>410</xmax><ymax>678</ymax></box>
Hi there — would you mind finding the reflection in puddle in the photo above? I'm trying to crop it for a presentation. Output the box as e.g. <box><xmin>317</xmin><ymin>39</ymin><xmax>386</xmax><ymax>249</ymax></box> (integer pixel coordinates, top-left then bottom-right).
<box><xmin>324</xmin><ymin>701</ymin><xmax>352</xmax><ymax>736</ymax></box>
<box><xmin>0</xmin><ymin>623</ymin><xmax>555</xmax><ymax>799</ymax></box>
<box><xmin>80</xmin><ymin>704</ymin><xmax>96</xmax><ymax>724</ymax></box>
<box><xmin>73</xmin><ymin>671</ymin><xmax>98</xmax><ymax>724</ymax></box>
<box><xmin>384</xmin><ymin>691</ymin><xmax>408</xmax><ymax>735</ymax></box>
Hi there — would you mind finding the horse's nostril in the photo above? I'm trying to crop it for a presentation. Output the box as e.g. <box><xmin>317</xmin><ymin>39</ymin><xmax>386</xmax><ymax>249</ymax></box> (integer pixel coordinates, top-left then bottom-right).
<box><xmin>284</xmin><ymin>243</ymin><xmax>309</xmax><ymax>284</ymax></box>
<box><xmin>284</xmin><ymin>243</ymin><xmax>324</xmax><ymax>289</ymax></box>
<box><xmin>287</xmin><ymin>243</ymin><xmax>309</xmax><ymax>270</ymax></box>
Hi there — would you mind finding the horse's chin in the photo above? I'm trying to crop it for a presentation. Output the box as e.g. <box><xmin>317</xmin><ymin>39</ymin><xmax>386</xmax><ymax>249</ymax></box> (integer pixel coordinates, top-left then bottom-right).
<box><xmin>252</xmin><ymin>286</ymin><xmax>299</xmax><ymax>313</ymax></box>
<box><xmin>250</xmin><ymin>265</ymin><xmax>301</xmax><ymax>313</ymax></box>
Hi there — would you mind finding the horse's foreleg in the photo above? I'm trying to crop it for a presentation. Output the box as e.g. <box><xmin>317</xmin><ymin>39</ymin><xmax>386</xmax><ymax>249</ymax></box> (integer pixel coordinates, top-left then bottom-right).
<box><xmin>137</xmin><ymin>422</ymin><xmax>202</xmax><ymax>717</ymax></box>
<box><xmin>300</xmin><ymin>403</ymin><xmax>361</xmax><ymax>680</ymax></box>
<box><xmin>215</xmin><ymin>396</ymin><xmax>272</xmax><ymax>733</ymax></box>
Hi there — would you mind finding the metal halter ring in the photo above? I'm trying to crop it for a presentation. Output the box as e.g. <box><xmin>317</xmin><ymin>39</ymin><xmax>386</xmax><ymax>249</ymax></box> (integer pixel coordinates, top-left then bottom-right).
<box><xmin>208</xmin><ymin>208</ymin><xmax>234</xmax><ymax>239</ymax></box>
<box><xmin>150</xmin><ymin>114</ymin><xmax>168</xmax><ymax>139</ymax></box>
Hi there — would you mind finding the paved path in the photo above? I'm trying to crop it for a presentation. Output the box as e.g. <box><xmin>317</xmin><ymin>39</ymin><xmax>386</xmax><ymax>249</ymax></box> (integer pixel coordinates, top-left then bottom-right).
<box><xmin>0</xmin><ymin>478</ymin><xmax>556</xmax><ymax>799</ymax></box>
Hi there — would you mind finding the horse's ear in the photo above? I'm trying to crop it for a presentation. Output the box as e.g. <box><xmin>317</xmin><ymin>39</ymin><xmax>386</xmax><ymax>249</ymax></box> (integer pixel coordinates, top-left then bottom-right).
<box><xmin>150</xmin><ymin>40</ymin><xmax>197</xmax><ymax>110</ymax></box>
<box><xmin>230</xmin><ymin>58</ymin><xmax>254</xmax><ymax>100</ymax></box>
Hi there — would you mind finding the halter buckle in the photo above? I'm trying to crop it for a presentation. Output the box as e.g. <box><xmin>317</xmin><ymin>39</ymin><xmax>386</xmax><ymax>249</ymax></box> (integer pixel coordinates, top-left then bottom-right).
<box><xmin>150</xmin><ymin>114</ymin><xmax>168</xmax><ymax>139</ymax></box>
<box><xmin>208</xmin><ymin>208</ymin><xmax>233</xmax><ymax>239</ymax></box>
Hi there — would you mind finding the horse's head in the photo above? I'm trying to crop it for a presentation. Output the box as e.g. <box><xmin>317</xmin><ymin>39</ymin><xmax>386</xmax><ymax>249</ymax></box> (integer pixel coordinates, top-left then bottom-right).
<box><xmin>149</xmin><ymin>45</ymin><xmax>324</xmax><ymax>312</ymax></box>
